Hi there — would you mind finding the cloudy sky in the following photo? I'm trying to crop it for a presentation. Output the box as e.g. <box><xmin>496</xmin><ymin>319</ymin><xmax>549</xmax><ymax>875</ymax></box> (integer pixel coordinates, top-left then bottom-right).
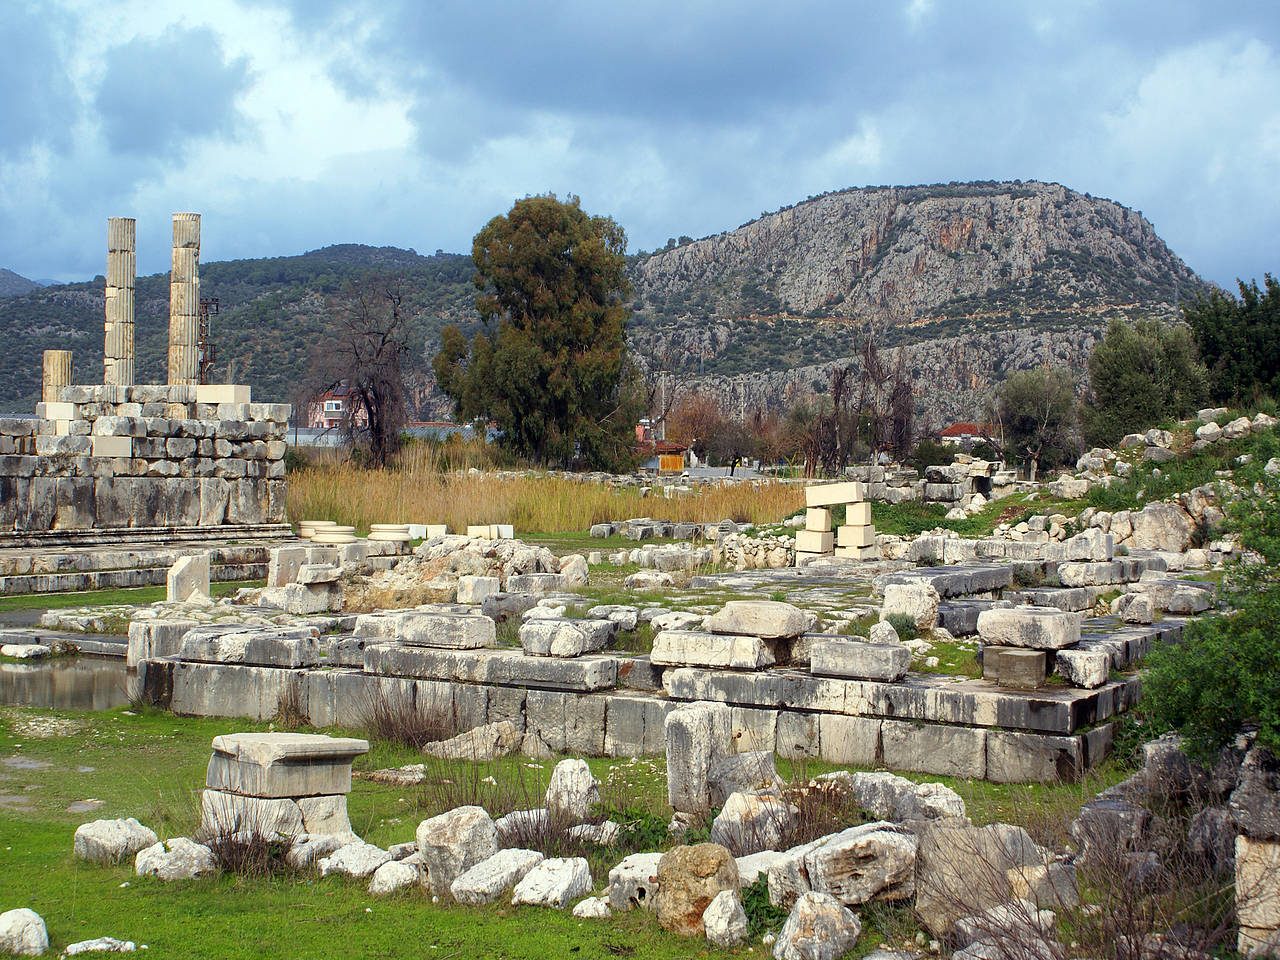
<box><xmin>2</xmin><ymin>0</ymin><xmax>1277</xmax><ymax>287</ymax></box>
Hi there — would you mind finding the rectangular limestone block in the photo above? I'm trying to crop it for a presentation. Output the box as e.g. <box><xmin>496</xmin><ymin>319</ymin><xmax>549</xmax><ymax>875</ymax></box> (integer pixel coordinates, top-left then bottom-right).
<box><xmin>424</xmin><ymin>524</ymin><xmax>448</xmax><ymax>538</ymax></box>
<box><xmin>91</xmin><ymin>436</ymin><xmax>132</xmax><ymax>458</ymax></box>
<box><xmin>805</xmin><ymin>481</ymin><xmax>866</xmax><ymax>508</ymax></box>
<box><xmin>846</xmin><ymin>501</ymin><xmax>872</xmax><ymax>525</ymax></box>
<box><xmin>1237</xmin><ymin>836</ymin><xmax>1280</xmax><ymax>935</ymax></box>
<box><xmin>650</xmin><ymin>630</ymin><xmax>777</xmax><ymax>670</ymax></box>
<box><xmin>983</xmin><ymin>646</ymin><xmax>1047</xmax><ymax>690</ymax></box>
<box><xmin>795</xmin><ymin>530</ymin><xmax>834</xmax><ymax>553</ymax></box>
<box><xmin>837</xmin><ymin>524</ymin><xmax>875</xmax><ymax>548</ymax></box>
<box><xmin>811</xmin><ymin>639</ymin><xmax>909</xmax><ymax>681</ymax></box>
<box><xmin>207</xmin><ymin>732</ymin><xmax>368</xmax><ymax>791</ymax></box>
<box><xmin>976</xmin><ymin>607</ymin><xmax>1082</xmax><ymax>650</ymax></box>
<box><xmin>881</xmin><ymin>720</ymin><xmax>987</xmax><ymax>779</ymax></box>
<box><xmin>397</xmin><ymin>612</ymin><xmax>496</xmax><ymax>649</ymax></box>
<box><xmin>179</xmin><ymin>625</ymin><xmax>322</xmax><ymax>668</ymax></box>
<box><xmin>985</xmin><ymin>730</ymin><xmax>1085</xmax><ymax>783</ymax></box>
<box><xmin>363</xmin><ymin>644</ymin><xmax>618</xmax><ymax>692</ymax></box>
<box><xmin>196</xmin><ymin>384</ymin><xmax>251</xmax><ymax>405</ymax></box>
<box><xmin>36</xmin><ymin>402</ymin><xmax>78</xmax><ymax>420</ymax></box>
<box><xmin>818</xmin><ymin>715</ymin><xmax>882</xmax><ymax>766</ymax></box>
<box><xmin>167</xmin><ymin>552</ymin><xmax>211</xmax><ymax>602</ymax></box>
<box><xmin>805</xmin><ymin>508</ymin><xmax>832</xmax><ymax>532</ymax></box>
<box><xmin>834</xmin><ymin>545</ymin><xmax>880</xmax><ymax>560</ymax></box>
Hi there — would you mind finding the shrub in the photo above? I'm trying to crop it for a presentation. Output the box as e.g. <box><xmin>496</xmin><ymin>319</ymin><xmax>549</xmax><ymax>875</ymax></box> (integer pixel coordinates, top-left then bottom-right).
<box><xmin>1142</xmin><ymin>472</ymin><xmax>1280</xmax><ymax>760</ymax></box>
<box><xmin>885</xmin><ymin>613</ymin><xmax>921</xmax><ymax>642</ymax></box>
<box><xmin>740</xmin><ymin>875</ymin><xmax>788</xmax><ymax>937</ymax></box>
<box><xmin>357</xmin><ymin>685</ymin><xmax>458</xmax><ymax>750</ymax></box>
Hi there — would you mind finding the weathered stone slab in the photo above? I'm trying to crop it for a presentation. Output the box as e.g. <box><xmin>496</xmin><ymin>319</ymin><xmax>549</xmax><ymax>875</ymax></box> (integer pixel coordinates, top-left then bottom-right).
<box><xmin>877</xmin><ymin>564</ymin><xmax>1013</xmax><ymax>599</ymax></box>
<box><xmin>520</xmin><ymin>619</ymin><xmax>606</xmax><ymax>658</ymax></box>
<box><xmin>166</xmin><ymin>552</ymin><xmax>209</xmax><ymax>602</ymax></box>
<box><xmin>363</xmin><ymin>644</ymin><xmax>617</xmax><ymax>691</ymax></box>
<box><xmin>179</xmin><ymin>625</ymin><xmax>321</xmax><ymax>668</ymax></box>
<box><xmin>817</xmin><ymin>715</ymin><xmax>882</xmax><ymax>766</ymax></box>
<box><xmin>127</xmin><ymin>618</ymin><xmax>198</xmax><ymax>668</ymax></box>
<box><xmin>881</xmin><ymin>721</ymin><xmax>986</xmax><ymax>779</ymax></box>
<box><xmin>985</xmin><ymin>731</ymin><xmax>1085</xmax><ymax>783</ymax></box>
<box><xmin>976</xmin><ymin>607</ymin><xmax>1082</xmax><ymax>650</ymax></box>
<box><xmin>1055</xmin><ymin>648</ymin><xmax>1110</xmax><ymax>688</ymax></box>
<box><xmin>665</xmin><ymin>700</ymin><xmax>732</xmax><ymax>814</ymax></box>
<box><xmin>651</xmin><ymin>630</ymin><xmax>776</xmax><ymax>670</ymax></box>
<box><xmin>805</xmin><ymin>481</ymin><xmax>865</xmax><ymax>507</ymax></box>
<box><xmin>506</xmin><ymin>573</ymin><xmax>567</xmax><ymax>594</ymax></box>
<box><xmin>399</xmin><ymin>612</ymin><xmax>496</xmax><ymax>649</ymax></box>
<box><xmin>811</xmin><ymin>640</ymin><xmax>908</xmax><ymax>681</ymax></box>
<box><xmin>206</xmin><ymin>732</ymin><xmax>368</xmax><ymax>798</ymax></box>
<box><xmin>704</xmin><ymin>600</ymin><xmax>808</xmax><ymax>639</ymax></box>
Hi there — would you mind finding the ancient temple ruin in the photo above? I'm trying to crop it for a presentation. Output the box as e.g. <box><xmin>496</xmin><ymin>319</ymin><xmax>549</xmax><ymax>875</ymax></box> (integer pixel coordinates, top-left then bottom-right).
<box><xmin>0</xmin><ymin>215</ymin><xmax>289</xmax><ymax>544</ymax></box>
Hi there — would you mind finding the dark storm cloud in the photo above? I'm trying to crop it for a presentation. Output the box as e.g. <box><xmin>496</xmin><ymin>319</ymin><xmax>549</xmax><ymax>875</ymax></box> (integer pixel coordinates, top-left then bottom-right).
<box><xmin>94</xmin><ymin>26</ymin><xmax>251</xmax><ymax>156</ymax></box>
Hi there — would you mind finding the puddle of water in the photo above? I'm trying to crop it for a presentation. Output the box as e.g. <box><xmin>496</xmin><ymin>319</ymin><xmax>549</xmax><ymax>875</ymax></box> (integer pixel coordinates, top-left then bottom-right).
<box><xmin>0</xmin><ymin>656</ymin><xmax>130</xmax><ymax>710</ymax></box>
<box><xmin>2</xmin><ymin>757</ymin><xmax>51</xmax><ymax>770</ymax></box>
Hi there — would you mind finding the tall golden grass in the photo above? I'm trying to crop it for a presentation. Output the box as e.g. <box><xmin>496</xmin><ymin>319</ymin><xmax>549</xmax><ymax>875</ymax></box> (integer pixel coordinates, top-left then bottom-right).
<box><xmin>286</xmin><ymin>443</ymin><xmax>805</xmax><ymax>534</ymax></box>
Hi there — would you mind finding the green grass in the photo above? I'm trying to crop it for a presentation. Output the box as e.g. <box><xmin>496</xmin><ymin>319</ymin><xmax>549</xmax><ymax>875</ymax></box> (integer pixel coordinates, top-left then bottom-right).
<box><xmin>912</xmin><ymin>637</ymin><xmax>981</xmax><ymax>678</ymax></box>
<box><xmin>0</xmin><ymin>704</ymin><xmax>1136</xmax><ymax>958</ymax></box>
<box><xmin>0</xmin><ymin>581</ymin><xmax>264</xmax><ymax>613</ymax></box>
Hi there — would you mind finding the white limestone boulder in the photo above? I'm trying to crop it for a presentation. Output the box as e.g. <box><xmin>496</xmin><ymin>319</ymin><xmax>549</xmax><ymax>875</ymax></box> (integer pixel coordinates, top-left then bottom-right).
<box><xmin>416</xmin><ymin>805</ymin><xmax>499</xmax><ymax>896</ymax></box>
<box><xmin>451</xmin><ymin>848</ymin><xmax>544</xmax><ymax>906</ymax></box>
<box><xmin>63</xmin><ymin>937</ymin><xmax>136</xmax><ymax>954</ymax></box>
<box><xmin>607</xmin><ymin>852</ymin><xmax>663</xmax><ymax>912</ymax></box>
<box><xmin>711</xmin><ymin>792</ymin><xmax>796</xmax><ymax>855</ymax></box>
<box><xmin>704</xmin><ymin>889</ymin><xmax>750</xmax><ymax>948</ymax></box>
<box><xmin>704</xmin><ymin>600</ymin><xmax>807</xmax><ymax>640</ymax></box>
<box><xmin>880</xmin><ymin>582</ymin><xmax>940</xmax><ymax>630</ymax></box>
<box><xmin>0</xmin><ymin>908</ymin><xmax>47</xmax><ymax>957</ymax></box>
<box><xmin>545</xmin><ymin>759</ymin><xmax>600</xmax><ymax>820</ymax></box>
<box><xmin>319</xmin><ymin>841</ymin><xmax>391</xmax><ymax>879</ymax></box>
<box><xmin>368</xmin><ymin>859</ymin><xmax>419</xmax><ymax>894</ymax></box>
<box><xmin>773</xmin><ymin>891</ymin><xmax>861</xmax><ymax>960</ymax></box>
<box><xmin>74</xmin><ymin>818</ymin><xmax>158</xmax><ymax>865</ymax></box>
<box><xmin>135</xmin><ymin>838</ymin><xmax>217</xmax><ymax>881</ymax></box>
<box><xmin>511</xmin><ymin>857</ymin><xmax>593</xmax><ymax>909</ymax></box>
<box><xmin>572</xmin><ymin>896</ymin><xmax>612</xmax><ymax>918</ymax></box>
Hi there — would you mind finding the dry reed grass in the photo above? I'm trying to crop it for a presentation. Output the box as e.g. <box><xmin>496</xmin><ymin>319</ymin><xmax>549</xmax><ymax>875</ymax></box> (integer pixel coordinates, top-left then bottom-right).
<box><xmin>287</xmin><ymin>442</ymin><xmax>805</xmax><ymax>534</ymax></box>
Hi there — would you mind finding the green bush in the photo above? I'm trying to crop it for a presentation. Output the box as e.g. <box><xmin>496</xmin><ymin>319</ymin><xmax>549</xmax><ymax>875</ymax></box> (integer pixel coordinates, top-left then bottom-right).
<box><xmin>1142</xmin><ymin>472</ymin><xmax>1280</xmax><ymax>761</ymax></box>
<box><xmin>741</xmin><ymin>875</ymin><xmax>789</xmax><ymax>937</ymax></box>
<box><xmin>885</xmin><ymin>613</ymin><xmax>921</xmax><ymax>642</ymax></box>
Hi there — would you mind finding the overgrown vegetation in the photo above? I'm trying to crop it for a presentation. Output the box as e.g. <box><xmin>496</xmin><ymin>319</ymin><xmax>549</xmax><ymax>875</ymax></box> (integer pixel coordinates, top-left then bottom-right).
<box><xmin>1142</xmin><ymin>470</ymin><xmax>1280</xmax><ymax>760</ymax></box>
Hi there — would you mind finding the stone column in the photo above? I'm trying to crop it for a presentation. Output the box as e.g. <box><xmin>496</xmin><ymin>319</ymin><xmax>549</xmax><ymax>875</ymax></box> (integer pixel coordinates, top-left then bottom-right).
<box><xmin>104</xmin><ymin>216</ymin><xmax>136</xmax><ymax>385</ymax></box>
<box><xmin>168</xmin><ymin>212</ymin><xmax>201</xmax><ymax>385</ymax></box>
<box><xmin>42</xmin><ymin>350</ymin><xmax>72</xmax><ymax>403</ymax></box>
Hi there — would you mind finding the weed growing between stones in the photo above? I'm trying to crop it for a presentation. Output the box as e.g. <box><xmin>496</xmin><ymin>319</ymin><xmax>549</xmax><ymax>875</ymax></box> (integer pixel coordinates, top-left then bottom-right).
<box><xmin>740</xmin><ymin>874</ymin><xmax>787</xmax><ymax>937</ymax></box>
<box><xmin>273</xmin><ymin>679</ymin><xmax>309</xmax><ymax>730</ymax></box>
<box><xmin>885</xmin><ymin>612</ymin><xmax>921</xmax><ymax>642</ymax></box>
<box><xmin>203</xmin><ymin>822</ymin><xmax>295</xmax><ymax>879</ymax></box>
<box><xmin>356</xmin><ymin>685</ymin><xmax>459</xmax><ymax>751</ymax></box>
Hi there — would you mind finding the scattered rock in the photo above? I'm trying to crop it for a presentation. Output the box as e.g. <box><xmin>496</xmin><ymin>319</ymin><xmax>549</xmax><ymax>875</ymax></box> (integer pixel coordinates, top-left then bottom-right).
<box><xmin>319</xmin><ymin>841</ymin><xmax>392</xmax><ymax>879</ymax></box>
<box><xmin>511</xmin><ymin>857</ymin><xmax>592</xmax><ymax>909</ymax></box>
<box><xmin>0</xmin><ymin>908</ymin><xmax>47</xmax><ymax>957</ymax></box>
<box><xmin>773</xmin><ymin>891</ymin><xmax>861</xmax><ymax>960</ymax></box>
<box><xmin>64</xmin><ymin>937</ymin><xmax>137</xmax><ymax>954</ymax></box>
<box><xmin>135</xmin><ymin>837</ymin><xmax>217</xmax><ymax>881</ymax></box>
<box><xmin>655</xmin><ymin>843</ymin><xmax>739</xmax><ymax>937</ymax></box>
<box><xmin>545</xmin><ymin>759</ymin><xmax>600</xmax><ymax>820</ymax></box>
<box><xmin>74</xmin><ymin>818</ymin><xmax>158</xmax><ymax>865</ymax></box>
<box><xmin>422</xmin><ymin>721</ymin><xmax>521</xmax><ymax>762</ymax></box>
<box><xmin>704</xmin><ymin>600</ymin><xmax>807</xmax><ymax>639</ymax></box>
<box><xmin>607</xmin><ymin>852</ymin><xmax>663</xmax><ymax>912</ymax></box>
<box><xmin>368</xmin><ymin>859</ymin><xmax>419</xmax><ymax>894</ymax></box>
<box><xmin>416</xmin><ymin>805</ymin><xmax>500</xmax><ymax>896</ymax></box>
<box><xmin>703</xmin><ymin>889</ymin><xmax>750</xmax><ymax>948</ymax></box>
<box><xmin>572</xmin><ymin>896</ymin><xmax>612</xmax><ymax>919</ymax></box>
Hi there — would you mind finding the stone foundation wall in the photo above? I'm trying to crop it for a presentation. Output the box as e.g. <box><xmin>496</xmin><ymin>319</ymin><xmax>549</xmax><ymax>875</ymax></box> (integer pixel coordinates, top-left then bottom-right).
<box><xmin>0</xmin><ymin>384</ymin><xmax>288</xmax><ymax>533</ymax></box>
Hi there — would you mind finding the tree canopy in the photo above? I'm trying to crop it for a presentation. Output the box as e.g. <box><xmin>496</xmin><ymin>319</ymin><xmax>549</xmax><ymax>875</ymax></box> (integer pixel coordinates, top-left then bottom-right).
<box><xmin>1079</xmin><ymin>317</ymin><xmax>1209</xmax><ymax>447</ymax></box>
<box><xmin>433</xmin><ymin>195</ymin><xmax>642</xmax><ymax>471</ymax></box>
<box><xmin>996</xmin><ymin>366</ymin><xmax>1077</xmax><ymax>480</ymax></box>
<box><xmin>1184</xmin><ymin>274</ymin><xmax>1280</xmax><ymax>404</ymax></box>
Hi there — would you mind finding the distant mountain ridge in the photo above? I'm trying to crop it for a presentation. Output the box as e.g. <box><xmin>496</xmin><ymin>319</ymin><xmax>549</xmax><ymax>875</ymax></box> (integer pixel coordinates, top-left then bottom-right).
<box><xmin>0</xmin><ymin>269</ymin><xmax>41</xmax><ymax>297</ymax></box>
<box><xmin>0</xmin><ymin>181</ymin><xmax>1211</xmax><ymax>426</ymax></box>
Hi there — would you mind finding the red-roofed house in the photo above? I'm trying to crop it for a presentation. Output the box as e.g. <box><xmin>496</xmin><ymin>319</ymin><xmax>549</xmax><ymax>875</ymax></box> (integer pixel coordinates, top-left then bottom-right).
<box><xmin>940</xmin><ymin>422</ymin><xmax>999</xmax><ymax>447</ymax></box>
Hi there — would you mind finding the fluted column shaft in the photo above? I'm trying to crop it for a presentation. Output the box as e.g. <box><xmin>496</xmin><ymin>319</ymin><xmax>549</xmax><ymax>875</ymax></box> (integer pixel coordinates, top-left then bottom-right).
<box><xmin>104</xmin><ymin>217</ymin><xmax>135</xmax><ymax>385</ymax></box>
<box><xmin>168</xmin><ymin>212</ymin><xmax>201</xmax><ymax>385</ymax></box>
<box><xmin>42</xmin><ymin>350</ymin><xmax>72</xmax><ymax>403</ymax></box>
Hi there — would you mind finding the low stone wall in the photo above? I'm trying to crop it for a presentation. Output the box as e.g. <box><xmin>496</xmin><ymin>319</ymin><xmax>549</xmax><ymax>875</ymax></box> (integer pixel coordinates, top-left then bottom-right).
<box><xmin>0</xmin><ymin>384</ymin><xmax>288</xmax><ymax>536</ymax></box>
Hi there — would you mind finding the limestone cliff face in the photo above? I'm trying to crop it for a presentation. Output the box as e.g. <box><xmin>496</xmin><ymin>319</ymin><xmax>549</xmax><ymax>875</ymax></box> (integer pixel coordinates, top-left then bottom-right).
<box><xmin>631</xmin><ymin>180</ymin><xmax>1204</xmax><ymax>325</ymax></box>
<box><xmin>627</xmin><ymin>180</ymin><xmax>1209</xmax><ymax>424</ymax></box>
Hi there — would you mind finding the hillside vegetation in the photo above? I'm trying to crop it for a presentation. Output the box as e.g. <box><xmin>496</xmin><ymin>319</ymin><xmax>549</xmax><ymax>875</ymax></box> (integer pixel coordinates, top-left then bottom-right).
<box><xmin>0</xmin><ymin>180</ymin><xmax>1210</xmax><ymax>422</ymax></box>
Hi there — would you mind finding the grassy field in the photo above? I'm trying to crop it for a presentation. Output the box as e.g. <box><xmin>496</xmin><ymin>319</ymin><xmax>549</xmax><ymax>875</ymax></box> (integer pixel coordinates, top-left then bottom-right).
<box><xmin>0</xmin><ymin>705</ymin><xmax>1127</xmax><ymax>959</ymax></box>
<box><xmin>0</xmin><ymin>581</ymin><xmax>260</xmax><ymax>614</ymax></box>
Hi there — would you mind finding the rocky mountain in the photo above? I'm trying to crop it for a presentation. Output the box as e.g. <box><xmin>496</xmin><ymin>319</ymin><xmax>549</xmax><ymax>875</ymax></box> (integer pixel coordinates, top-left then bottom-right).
<box><xmin>0</xmin><ymin>269</ymin><xmax>41</xmax><ymax>298</ymax></box>
<box><xmin>627</xmin><ymin>180</ymin><xmax>1211</xmax><ymax>426</ymax></box>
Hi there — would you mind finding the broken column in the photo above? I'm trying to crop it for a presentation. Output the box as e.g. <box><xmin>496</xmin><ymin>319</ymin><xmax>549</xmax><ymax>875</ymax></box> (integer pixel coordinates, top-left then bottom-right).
<box><xmin>104</xmin><ymin>216</ymin><xmax>136</xmax><ymax>386</ymax></box>
<box><xmin>41</xmin><ymin>350</ymin><xmax>72</xmax><ymax>403</ymax></box>
<box><xmin>168</xmin><ymin>212</ymin><xmax>201</xmax><ymax>386</ymax></box>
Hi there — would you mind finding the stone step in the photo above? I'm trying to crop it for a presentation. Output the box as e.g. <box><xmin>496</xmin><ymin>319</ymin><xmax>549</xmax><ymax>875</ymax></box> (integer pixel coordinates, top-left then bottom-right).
<box><xmin>363</xmin><ymin>644</ymin><xmax>618</xmax><ymax>692</ymax></box>
<box><xmin>0</xmin><ymin>562</ymin><xmax>267</xmax><ymax>595</ymax></box>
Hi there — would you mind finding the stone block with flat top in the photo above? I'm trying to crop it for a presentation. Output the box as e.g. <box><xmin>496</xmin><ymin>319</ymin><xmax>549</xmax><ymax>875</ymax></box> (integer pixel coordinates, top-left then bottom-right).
<box><xmin>982</xmin><ymin>646</ymin><xmax>1048</xmax><ymax>690</ymax></box>
<box><xmin>805</xmin><ymin>508</ymin><xmax>832</xmax><ymax>532</ymax></box>
<box><xmin>805</xmin><ymin>481</ymin><xmax>866</xmax><ymax>508</ymax></box>
<box><xmin>206</xmin><ymin>732</ymin><xmax>369</xmax><ymax>798</ymax></box>
<box><xmin>811</xmin><ymin>640</ymin><xmax>909</xmax><ymax>681</ymax></box>
<box><xmin>976</xmin><ymin>607</ymin><xmax>1082</xmax><ymax>650</ymax></box>
<box><xmin>398</xmin><ymin>612</ymin><xmax>496</xmax><ymax>649</ymax></box>
<box><xmin>795</xmin><ymin>530</ymin><xmax>834</xmax><ymax>553</ymax></box>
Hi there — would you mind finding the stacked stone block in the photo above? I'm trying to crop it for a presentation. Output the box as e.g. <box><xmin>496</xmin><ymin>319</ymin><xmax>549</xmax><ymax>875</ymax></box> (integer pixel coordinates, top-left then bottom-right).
<box><xmin>797</xmin><ymin>482</ymin><xmax>878</xmax><ymax>562</ymax></box>
<box><xmin>199</xmin><ymin>733</ymin><xmax>368</xmax><ymax>842</ymax></box>
<box><xmin>2</xmin><ymin>383</ymin><xmax>288</xmax><ymax>532</ymax></box>
<box><xmin>168</xmin><ymin>213</ymin><xmax>201</xmax><ymax>386</ymax></box>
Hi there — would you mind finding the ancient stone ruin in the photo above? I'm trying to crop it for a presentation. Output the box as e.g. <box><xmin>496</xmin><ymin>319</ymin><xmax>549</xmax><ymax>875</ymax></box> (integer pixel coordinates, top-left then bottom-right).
<box><xmin>1</xmin><ymin>214</ymin><xmax>289</xmax><ymax>544</ymax></box>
